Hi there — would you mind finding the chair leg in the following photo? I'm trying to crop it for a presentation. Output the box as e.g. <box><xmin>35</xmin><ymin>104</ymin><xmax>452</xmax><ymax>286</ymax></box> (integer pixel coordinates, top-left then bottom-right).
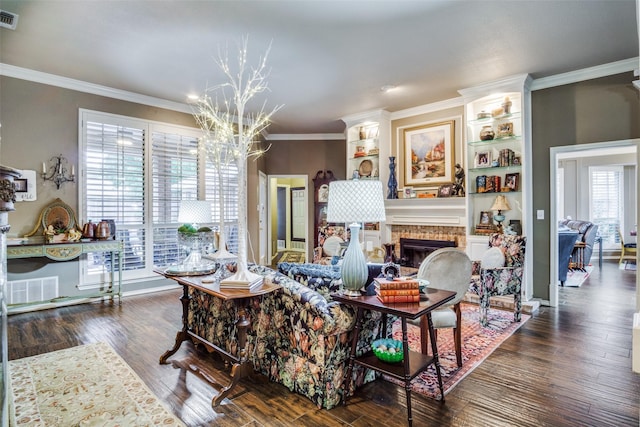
<box><xmin>454</xmin><ymin>303</ymin><xmax>462</xmax><ymax>367</ymax></box>
<box><xmin>514</xmin><ymin>292</ymin><xmax>522</xmax><ymax>323</ymax></box>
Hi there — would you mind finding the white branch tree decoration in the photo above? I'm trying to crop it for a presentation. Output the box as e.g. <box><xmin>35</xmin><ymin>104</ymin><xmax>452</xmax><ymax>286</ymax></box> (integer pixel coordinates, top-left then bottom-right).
<box><xmin>193</xmin><ymin>36</ymin><xmax>282</xmax><ymax>286</ymax></box>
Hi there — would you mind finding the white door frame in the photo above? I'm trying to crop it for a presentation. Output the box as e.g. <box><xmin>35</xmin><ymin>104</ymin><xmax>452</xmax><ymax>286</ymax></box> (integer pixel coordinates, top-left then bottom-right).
<box><xmin>549</xmin><ymin>139</ymin><xmax>639</xmax><ymax>308</ymax></box>
<box><xmin>267</xmin><ymin>174</ymin><xmax>309</xmax><ymax>263</ymax></box>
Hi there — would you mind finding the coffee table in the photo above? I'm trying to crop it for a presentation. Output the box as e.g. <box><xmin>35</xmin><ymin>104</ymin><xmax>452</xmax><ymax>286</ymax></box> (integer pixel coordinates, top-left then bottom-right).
<box><xmin>155</xmin><ymin>268</ymin><xmax>280</xmax><ymax>407</ymax></box>
<box><xmin>332</xmin><ymin>287</ymin><xmax>455</xmax><ymax>426</ymax></box>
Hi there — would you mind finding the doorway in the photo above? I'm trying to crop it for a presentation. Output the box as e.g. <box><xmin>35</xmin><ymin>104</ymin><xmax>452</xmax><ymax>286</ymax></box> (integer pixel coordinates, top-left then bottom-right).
<box><xmin>550</xmin><ymin>139</ymin><xmax>639</xmax><ymax>308</ymax></box>
<box><xmin>267</xmin><ymin>175</ymin><xmax>309</xmax><ymax>265</ymax></box>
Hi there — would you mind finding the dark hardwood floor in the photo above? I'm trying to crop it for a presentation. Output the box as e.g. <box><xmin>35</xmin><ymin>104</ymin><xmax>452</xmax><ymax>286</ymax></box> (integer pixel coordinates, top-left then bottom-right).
<box><xmin>8</xmin><ymin>261</ymin><xmax>639</xmax><ymax>426</ymax></box>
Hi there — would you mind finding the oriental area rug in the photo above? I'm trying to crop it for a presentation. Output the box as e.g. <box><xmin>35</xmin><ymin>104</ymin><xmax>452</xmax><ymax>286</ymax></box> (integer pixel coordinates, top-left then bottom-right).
<box><xmin>9</xmin><ymin>341</ymin><xmax>185</xmax><ymax>426</ymax></box>
<box><xmin>387</xmin><ymin>303</ymin><xmax>529</xmax><ymax>399</ymax></box>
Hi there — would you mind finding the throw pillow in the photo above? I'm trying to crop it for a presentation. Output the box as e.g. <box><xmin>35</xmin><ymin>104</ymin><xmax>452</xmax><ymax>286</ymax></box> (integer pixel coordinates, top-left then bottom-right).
<box><xmin>481</xmin><ymin>247</ymin><xmax>505</xmax><ymax>269</ymax></box>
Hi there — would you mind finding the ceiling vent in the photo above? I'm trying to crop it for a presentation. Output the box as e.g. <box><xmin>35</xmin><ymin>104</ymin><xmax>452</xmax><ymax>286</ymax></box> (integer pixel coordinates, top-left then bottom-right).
<box><xmin>0</xmin><ymin>10</ymin><xmax>19</xmax><ymax>30</ymax></box>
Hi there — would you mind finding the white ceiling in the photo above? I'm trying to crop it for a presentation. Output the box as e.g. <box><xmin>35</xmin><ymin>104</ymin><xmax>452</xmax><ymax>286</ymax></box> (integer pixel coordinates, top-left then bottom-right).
<box><xmin>1</xmin><ymin>0</ymin><xmax>638</xmax><ymax>135</ymax></box>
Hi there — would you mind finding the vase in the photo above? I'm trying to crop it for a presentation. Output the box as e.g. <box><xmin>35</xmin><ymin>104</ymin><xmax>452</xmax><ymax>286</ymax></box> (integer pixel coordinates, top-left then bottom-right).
<box><xmin>387</xmin><ymin>156</ymin><xmax>398</xmax><ymax>199</ymax></box>
<box><xmin>480</xmin><ymin>126</ymin><xmax>495</xmax><ymax>141</ymax></box>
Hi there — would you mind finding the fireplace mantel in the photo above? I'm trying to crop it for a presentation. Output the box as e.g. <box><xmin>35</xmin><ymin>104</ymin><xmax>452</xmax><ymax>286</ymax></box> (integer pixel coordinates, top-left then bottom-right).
<box><xmin>384</xmin><ymin>198</ymin><xmax>466</xmax><ymax>226</ymax></box>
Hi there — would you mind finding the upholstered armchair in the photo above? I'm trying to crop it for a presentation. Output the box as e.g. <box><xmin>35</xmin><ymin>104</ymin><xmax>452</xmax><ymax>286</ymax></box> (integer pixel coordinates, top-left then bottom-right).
<box><xmin>469</xmin><ymin>233</ymin><xmax>526</xmax><ymax>327</ymax></box>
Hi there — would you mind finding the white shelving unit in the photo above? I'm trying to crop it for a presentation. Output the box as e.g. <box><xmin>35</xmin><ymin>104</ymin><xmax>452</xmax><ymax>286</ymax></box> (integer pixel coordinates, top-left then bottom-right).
<box><xmin>341</xmin><ymin>110</ymin><xmax>391</xmax><ymax>249</ymax></box>
<box><xmin>459</xmin><ymin>74</ymin><xmax>533</xmax><ymax>301</ymax></box>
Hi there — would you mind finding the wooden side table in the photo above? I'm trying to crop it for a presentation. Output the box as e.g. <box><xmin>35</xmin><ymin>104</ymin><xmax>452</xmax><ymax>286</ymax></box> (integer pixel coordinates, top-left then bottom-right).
<box><xmin>332</xmin><ymin>288</ymin><xmax>455</xmax><ymax>427</ymax></box>
<box><xmin>155</xmin><ymin>268</ymin><xmax>280</xmax><ymax>407</ymax></box>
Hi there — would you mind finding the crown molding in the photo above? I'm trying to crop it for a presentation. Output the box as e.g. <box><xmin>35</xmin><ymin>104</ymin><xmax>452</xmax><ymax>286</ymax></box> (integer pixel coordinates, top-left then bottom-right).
<box><xmin>0</xmin><ymin>63</ymin><xmax>194</xmax><ymax>115</ymax></box>
<box><xmin>530</xmin><ymin>57</ymin><xmax>639</xmax><ymax>91</ymax></box>
<box><xmin>390</xmin><ymin>96</ymin><xmax>464</xmax><ymax>120</ymax></box>
<box><xmin>266</xmin><ymin>133</ymin><xmax>345</xmax><ymax>141</ymax></box>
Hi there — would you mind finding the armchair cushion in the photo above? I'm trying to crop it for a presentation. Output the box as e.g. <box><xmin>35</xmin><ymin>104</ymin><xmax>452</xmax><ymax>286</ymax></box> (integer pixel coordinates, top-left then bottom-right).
<box><xmin>481</xmin><ymin>247</ymin><xmax>505</xmax><ymax>269</ymax></box>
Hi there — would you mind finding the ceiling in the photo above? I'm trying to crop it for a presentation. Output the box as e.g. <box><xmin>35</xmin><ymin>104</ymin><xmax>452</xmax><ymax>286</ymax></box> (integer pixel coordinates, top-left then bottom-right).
<box><xmin>1</xmin><ymin>1</ymin><xmax>638</xmax><ymax>135</ymax></box>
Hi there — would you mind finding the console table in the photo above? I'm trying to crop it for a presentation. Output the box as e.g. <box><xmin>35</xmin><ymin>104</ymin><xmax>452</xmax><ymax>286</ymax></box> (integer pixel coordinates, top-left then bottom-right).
<box><xmin>7</xmin><ymin>238</ymin><xmax>123</xmax><ymax>311</ymax></box>
<box><xmin>155</xmin><ymin>268</ymin><xmax>280</xmax><ymax>408</ymax></box>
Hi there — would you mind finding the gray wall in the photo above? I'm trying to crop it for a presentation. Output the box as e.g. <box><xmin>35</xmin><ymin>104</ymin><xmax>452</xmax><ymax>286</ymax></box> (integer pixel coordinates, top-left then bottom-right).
<box><xmin>531</xmin><ymin>72</ymin><xmax>639</xmax><ymax>301</ymax></box>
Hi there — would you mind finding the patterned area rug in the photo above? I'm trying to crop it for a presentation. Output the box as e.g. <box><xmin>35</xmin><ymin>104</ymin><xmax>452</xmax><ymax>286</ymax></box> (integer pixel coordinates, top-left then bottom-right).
<box><xmin>272</xmin><ymin>250</ymin><xmax>306</xmax><ymax>265</ymax></box>
<box><xmin>9</xmin><ymin>342</ymin><xmax>184</xmax><ymax>426</ymax></box>
<box><xmin>386</xmin><ymin>303</ymin><xmax>529</xmax><ymax>399</ymax></box>
<box><xmin>564</xmin><ymin>265</ymin><xmax>593</xmax><ymax>287</ymax></box>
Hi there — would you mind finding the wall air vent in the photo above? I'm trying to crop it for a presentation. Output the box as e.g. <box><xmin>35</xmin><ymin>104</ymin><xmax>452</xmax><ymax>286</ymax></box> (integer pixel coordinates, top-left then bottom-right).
<box><xmin>0</xmin><ymin>10</ymin><xmax>19</xmax><ymax>30</ymax></box>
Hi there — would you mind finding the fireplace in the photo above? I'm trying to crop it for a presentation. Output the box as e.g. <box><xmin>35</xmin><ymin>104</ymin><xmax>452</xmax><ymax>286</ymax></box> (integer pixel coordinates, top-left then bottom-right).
<box><xmin>399</xmin><ymin>238</ymin><xmax>456</xmax><ymax>268</ymax></box>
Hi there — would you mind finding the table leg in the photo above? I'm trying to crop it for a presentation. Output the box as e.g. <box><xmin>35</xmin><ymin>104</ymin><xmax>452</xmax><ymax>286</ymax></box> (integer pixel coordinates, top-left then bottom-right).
<box><xmin>211</xmin><ymin>298</ymin><xmax>252</xmax><ymax>407</ymax></box>
<box><xmin>401</xmin><ymin>318</ymin><xmax>413</xmax><ymax>427</ymax></box>
<box><xmin>160</xmin><ymin>285</ymin><xmax>191</xmax><ymax>364</ymax></box>
<box><xmin>427</xmin><ymin>313</ymin><xmax>445</xmax><ymax>401</ymax></box>
<box><xmin>342</xmin><ymin>307</ymin><xmax>364</xmax><ymax>406</ymax></box>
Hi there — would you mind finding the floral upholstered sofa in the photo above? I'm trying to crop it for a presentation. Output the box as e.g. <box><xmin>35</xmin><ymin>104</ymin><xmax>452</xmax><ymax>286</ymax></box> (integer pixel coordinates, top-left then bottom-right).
<box><xmin>187</xmin><ymin>264</ymin><xmax>388</xmax><ymax>409</ymax></box>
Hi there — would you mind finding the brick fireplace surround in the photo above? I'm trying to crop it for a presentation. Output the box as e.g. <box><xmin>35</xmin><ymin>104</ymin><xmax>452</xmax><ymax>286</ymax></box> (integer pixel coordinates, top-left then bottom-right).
<box><xmin>388</xmin><ymin>224</ymin><xmax>466</xmax><ymax>261</ymax></box>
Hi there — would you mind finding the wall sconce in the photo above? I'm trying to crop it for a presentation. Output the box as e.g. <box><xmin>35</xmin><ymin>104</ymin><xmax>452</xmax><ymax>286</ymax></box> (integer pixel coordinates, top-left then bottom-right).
<box><xmin>42</xmin><ymin>155</ymin><xmax>75</xmax><ymax>189</ymax></box>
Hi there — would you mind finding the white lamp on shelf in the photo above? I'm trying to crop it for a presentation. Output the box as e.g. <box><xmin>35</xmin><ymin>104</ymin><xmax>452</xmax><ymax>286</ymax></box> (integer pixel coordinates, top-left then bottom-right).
<box><xmin>177</xmin><ymin>200</ymin><xmax>214</xmax><ymax>270</ymax></box>
<box><xmin>327</xmin><ymin>179</ymin><xmax>386</xmax><ymax>296</ymax></box>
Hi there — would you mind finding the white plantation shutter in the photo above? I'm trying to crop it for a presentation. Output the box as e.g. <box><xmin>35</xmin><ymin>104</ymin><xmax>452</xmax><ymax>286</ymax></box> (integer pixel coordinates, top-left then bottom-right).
<box><xmin>84</xmin><ymin>119</ymin><xmax>146</xmax><ymax>278</ymax></box>
<box><xmin>205</xmin><ymin>152</ymin><xmax>240</xmax><ymax>254</ymax></box>
<box><xmin>151</xmin><ymin>131</ymin><xmax>203</xmax><ymax>266</ymax></box>
<box><xmin>589</xmin><ymin>166</ymin><xmax>623</xmax><ymax>249</ymax></box>
<box><xmin>81</xmin><ymin>110</ymin><xmax>227</xmax><ymax>282</ymax></box>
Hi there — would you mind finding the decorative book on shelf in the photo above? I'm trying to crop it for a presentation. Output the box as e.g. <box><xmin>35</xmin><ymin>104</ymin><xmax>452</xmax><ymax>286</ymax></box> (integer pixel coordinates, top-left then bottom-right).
<box><xmin>373</xmin><ymin>277</ymin><xmax>419</xmax><ymax>290</ymax></box>
<box><xmin>375</xmin><ymin>288</ymin><xmax>420</xmax><ymax>296</ymax></box>
<box><xmin>376</xmin><ymin>294</ymin><xmax>420</xmax><ymax>304</ymax></box>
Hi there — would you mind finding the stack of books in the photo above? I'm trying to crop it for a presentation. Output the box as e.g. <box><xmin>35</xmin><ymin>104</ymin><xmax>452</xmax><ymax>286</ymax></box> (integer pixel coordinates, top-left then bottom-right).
<box><xmin>374</xmin><ymin>277</ymin><xmax>420</xmax><ymax>303</ymax></box>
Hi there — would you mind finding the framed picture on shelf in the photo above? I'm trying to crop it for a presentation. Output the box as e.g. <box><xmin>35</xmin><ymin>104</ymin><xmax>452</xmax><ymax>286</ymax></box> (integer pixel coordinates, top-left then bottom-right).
<box><xmin>403</xmin><ymin>120</ymin><xmax>455</xmax><ymax>187</ymax></box>
<box><xmin>474</xmin><ymin>151</ymin><xmax>492</xmax><ymax>168</ymax></box>
<box><xmin>479</xmin><ymin>211</ymin><xmax>493</xmax><ymax>225</ymax></box>
<box><xmin>403</xmin><ymin>187</ymin><xmax>414</xmax><ymax>198</ymax></box>
<box><xmin>437</xmin><ymin>184</ymin><xmax>453</xmax><ymax>197</ymax></box>
<box><xmin>496</xmin><ymin>122</ymin><xmax>514</xmax><ymax>138</ymax></box>
<box><xmin>505</xmin><ymin>172</ymin><xmax>520</xmax><ymax>191</ymax></box>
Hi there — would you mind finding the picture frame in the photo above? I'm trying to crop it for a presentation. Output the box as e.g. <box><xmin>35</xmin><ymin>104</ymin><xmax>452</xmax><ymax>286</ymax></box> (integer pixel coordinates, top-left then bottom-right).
<box><xmin>496</xmin><ymin>122</ymin><xmax>514</xmax><ymax>138</ymax></box>
<box><xmin>14</xmin><ymin>169</ymin><xmax>37</xmax><ymax>202</ymax></box>
<box><xmin>474</xmin><ymin>150</ymin><xmax>492</xmax><ymax>168</ymax></box>
<box><xmin>403</xmin><ymin>186</ymin><xmax>414</xmax><ymax>198</ymax></box>
<box><xmin>437</xmin><ymin>184</ymin><xmax>453</xmax><ymax>198</ymax></box>
<box><xmin>403</xmin><ymin>120</ymin><xmax>455</xmax><ymax>187</ymax></box>
<box><xmin>505</xmin><ymin>172</ymin><xmax>520</xmax><ymax>191</ymax></box>
<box><xmin>479</xmin><ymin>211</ymin><xmax>493</xmax><ymax>225</ymax></box>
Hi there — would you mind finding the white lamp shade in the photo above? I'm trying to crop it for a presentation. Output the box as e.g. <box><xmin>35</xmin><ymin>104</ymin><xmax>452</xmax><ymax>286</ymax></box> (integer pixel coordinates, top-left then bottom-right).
<box><xmin>326</xmin><ymin>180</ymin><xmax>386</xmax><ymax>224</ymax></box>
<box><xmin>178</xmin><ymin>200</ymin><xmax>212</xmax><ymax>223</ymax></box>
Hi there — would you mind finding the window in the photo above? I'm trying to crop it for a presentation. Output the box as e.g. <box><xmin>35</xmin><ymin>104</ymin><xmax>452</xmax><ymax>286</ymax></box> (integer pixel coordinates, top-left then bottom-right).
<box><xmin>80</xmin><ymin>110</ymin><xmax>239</xmax><ymax>284</ymax></box>
<box><xmin>589</xmin><ymin>166</ymin><xmax>623</xmax><ymax>250</ymax></box>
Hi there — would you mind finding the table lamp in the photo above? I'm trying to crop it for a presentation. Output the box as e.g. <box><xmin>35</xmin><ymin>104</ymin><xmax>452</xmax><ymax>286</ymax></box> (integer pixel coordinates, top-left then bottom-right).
<box><xmin>490</xmin><ymin>194</ymin><xmax>511</xmax><ymax>233</ymax></box>
<box><xmin>327</xmin><ymin>180</ymin><xmax>386</xmax><ymax>296</ymax></box>
<box><xmin>177</xmin><ymin>200</ymin><xmax>214</xmax><ymax>270</ymax></box>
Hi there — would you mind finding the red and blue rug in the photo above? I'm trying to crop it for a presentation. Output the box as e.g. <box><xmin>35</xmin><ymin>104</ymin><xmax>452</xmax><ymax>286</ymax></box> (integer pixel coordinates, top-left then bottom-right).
<box><xmin>386</xmin><ymin>302</ymin><xmax>529</xmax><ymax>399</ymax></box>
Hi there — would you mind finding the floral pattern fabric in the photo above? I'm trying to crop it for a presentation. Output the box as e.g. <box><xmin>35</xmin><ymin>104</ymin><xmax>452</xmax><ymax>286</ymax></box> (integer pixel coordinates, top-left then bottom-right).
<box><xmin>468</xmin><ymin>234</ymin><xmax>526</xmax><ymax>326</ymax></box>
<box><xmin>187</xmin><ymin>264</ymin><xmax>388</xmax><ymax>409</ymax></box>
